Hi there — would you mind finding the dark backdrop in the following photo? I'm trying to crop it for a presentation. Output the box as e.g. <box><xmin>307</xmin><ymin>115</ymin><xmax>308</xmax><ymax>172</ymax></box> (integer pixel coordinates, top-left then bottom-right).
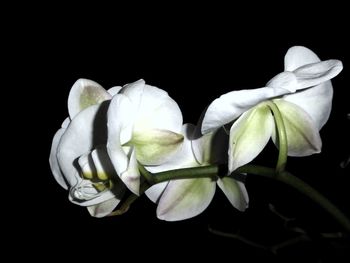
<box><xmin>13</xmin><ymin>6</ymin><xmax>350</xmax><ymax>263</ymax></box>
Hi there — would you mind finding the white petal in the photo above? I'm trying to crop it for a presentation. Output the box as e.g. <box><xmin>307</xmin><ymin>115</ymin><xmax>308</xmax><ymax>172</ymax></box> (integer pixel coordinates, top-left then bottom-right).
<box><xmin>145</xmin><ymin>182</ymin><xmax>169</xmax><ymax>203</ymax></box>
<box><xmin>157</xmin><ymin>178</ymin><xmax>216</xmax><ymax>221</ymax></box>
<box><xmin>68</xmin><ymin>172</ymin><xmax>117</xmax><ymax>206</ymax></box>
<box><xmin>69</xmin><ymin>156</ymin><xmax>125</xmax><ymax>206</ymax></box>
<box><xmin>107</xmin><ymin>93</ymin><xmax>150</xmax><ymax>195</ymax></box>
<box><xmin>68</xmin><ymin>79</ymin><xmax>111</xmax><ymax>119</ymax></box>
<box><xmin>78</xmin><ymin>152</ymin><xmax>96</xmax><ymax>179</ymax></box>
<box><xmin>202</xmin><ymin>87</ymin><xmax>291</xmax><ymax>134</ymax></box>
<box><xmin>87</xmin><ymin>197</ymin><xmax>121</xmax><ymax>218</ymax></box>
<box><xmin>293</xmin><ymin>60</ymin><xmax>343</xmax><ymax>90</ymax></box>
<box><xmin>284</xmin><ymin>46</ymin><xmax>320</xmax><ymax>71</ymax></box>
<box><xmin>229</xmin><ymin>103</ymin><xmax>274</xmax><ymax>172</ymax></box>
<box><xmin>61</xmin><ymin>117</ymin><xmax>70</xmax><ymax>128</ymax></box>
<box><xmin>132</xmin><ymin>129</ymin><xmax>183</xmax><ymax>165</ymax></box>
<box><xmin>272</xmin><ymin>100</ymin><xmax>322</xmax><ymax>156</ymax></box>
<box><xmin>107</xmin><ymin>94</ymin><xmax>135</xmax><ymax>177</ymax></box>
<box><xmin>120</xmin><ymin>79</ymin><xmax>145</xmax><ymax>108</ymax></box>
<box><xmin>134</xmin><ymin>84</ymin><xmax>183</xmax><ymax>133</ymax></box>
<box><xmin>91</xmin><ymin>146</ymin><xmax>118</xmax><ymax>181</ymax></box>
<box><xmin>283</xmin><ymin>81</ymin><xmax>333</xmax><ymax>129</ymax></box>
<box><xmin>120</xmin><ymin>148</ymin><xmax>141</xmax><ymax>195</ymax></box>
<box><xmin>57</xmin><ymin>102</ymin><xmax>109</xmax><ymax>187</ymax></box>
<box><xmin>217</xmin><ymin>177</ymin><xmax>249</xmax><ymax>211</ymax></box>
<box><xmin>266</xmin><ymin>71</ymin><xmax>298</xmax><ymax>92</ymax></box>
<box><xmin>49</xmin><ymin>128</ymin><xmax>68</xmax><ymax>189</ymax></box>
<box><xmin>107</xmin><ymin>86</ymin><xmax>123</xmax><ymax>96</ymax></box>
<box><xmin>57</xmin><ymin>103</ymin><xmax>122</xmax><ymax>207</ymax></box>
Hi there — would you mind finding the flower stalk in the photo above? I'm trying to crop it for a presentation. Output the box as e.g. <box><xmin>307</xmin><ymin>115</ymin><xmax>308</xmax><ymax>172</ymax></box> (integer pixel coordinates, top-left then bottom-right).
<box><xmin>266</xmin><ymin>101</ymin><xmax>288</xmax><ymax>173</ymax></box>
<box><xmin>141</xmin><ymin>163</ymin><xmax>350</xmax><ymax>233</ymax></box>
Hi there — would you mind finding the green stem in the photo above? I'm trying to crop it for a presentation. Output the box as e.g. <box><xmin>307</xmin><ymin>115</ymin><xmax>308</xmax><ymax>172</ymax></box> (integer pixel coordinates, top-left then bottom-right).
<box><xmin>138</xmin><ymin>163</ymin><xmax>155</xmax><ymax>185</ymax></box>
<box><xmin>152</xmin><ymin>165</ymin><xmax>219</xmax><ymax>184</ymax></box>
<box><xmin>266</xmin><ymin>101</ymin><xmax>288</xmax><ymax>173</ymax></box>
<box><xmin>137</xmin><ymin>162</ymin><xmax>350</xmax><ymax>232</ymax></box>
<box><xmin>236</xmin><ymin>164</ymin><xmax>350</xmax><ymax>233</ymax></box>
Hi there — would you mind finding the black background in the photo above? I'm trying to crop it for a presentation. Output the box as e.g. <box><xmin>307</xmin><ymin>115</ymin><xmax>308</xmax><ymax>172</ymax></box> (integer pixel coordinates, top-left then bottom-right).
<box><xmin>11</xmin><ymin>5</ymin><xmax>350</xmax><ymax>262</ymax></box>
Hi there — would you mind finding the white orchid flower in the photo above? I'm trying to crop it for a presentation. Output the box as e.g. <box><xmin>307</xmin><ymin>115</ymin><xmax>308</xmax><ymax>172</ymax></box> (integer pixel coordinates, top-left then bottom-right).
<box><xmin>49</xmin><ymin>79</ymin><xmax>126</xmax><ymax>217</ymax></box>
<box><xmin>107</xmin><ymin>80</ymin><xmax>184</xmax><ymax>195</ymax></box>
<box><xmin>201</xmin><ymin>46</ymin><xmax>343</xmax><ymax>172</ymax></box>
<box><xmin>145</xmin><ymin>124</ymin><xmax>248</xmax><ymax>221</ymax></box>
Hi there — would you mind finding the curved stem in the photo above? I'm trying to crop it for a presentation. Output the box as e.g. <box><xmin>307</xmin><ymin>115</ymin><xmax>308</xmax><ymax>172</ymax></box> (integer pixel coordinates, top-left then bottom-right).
<box><xmin>266</xmin><ymin>101</ymin><xmax>288</xmax><ymax>173</ymax></box>
<box><xmin>138</xmin><ymin>162</ymin><xmax>155</xmax><ymax>185</ymax></box>
<box><xmin>152</xmin><ymin>165</ymin><xmax>219</xmax><ymax>184</ymax></box>
<box><xmin>236</xmin><ymin>164</ymin><xmax>350</xmax><ymax>233</ymax></box>
<box><xmin>137</xmin><ymin>162</ymin><xmax>350</xmax><ymax>232</ymax></box>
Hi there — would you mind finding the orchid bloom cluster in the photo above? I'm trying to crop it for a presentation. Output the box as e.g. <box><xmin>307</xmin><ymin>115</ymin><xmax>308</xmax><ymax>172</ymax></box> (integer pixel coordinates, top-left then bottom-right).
<box><xmin>50</xmin><ymin>46</ymin><xmax>343</xmax><ymax>221</ymax></box>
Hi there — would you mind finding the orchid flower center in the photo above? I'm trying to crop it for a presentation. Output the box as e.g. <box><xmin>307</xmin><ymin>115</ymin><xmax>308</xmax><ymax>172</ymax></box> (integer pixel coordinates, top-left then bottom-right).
<box><xmin>69</xmin><ymin>149</ymin><xmax>117</xmax><ymax>201</ymax></box>
<box><xmin>70</xmin><ymin>178</ymin><xmax>114</xmax><ymax>201</ymax></box>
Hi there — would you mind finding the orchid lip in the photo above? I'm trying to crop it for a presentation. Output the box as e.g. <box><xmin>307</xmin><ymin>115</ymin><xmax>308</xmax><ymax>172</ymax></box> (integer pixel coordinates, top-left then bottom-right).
<box><xmin>70</xmin><ymin>179</ymin><xmax>110</xmax><ymax>201</ymax></box>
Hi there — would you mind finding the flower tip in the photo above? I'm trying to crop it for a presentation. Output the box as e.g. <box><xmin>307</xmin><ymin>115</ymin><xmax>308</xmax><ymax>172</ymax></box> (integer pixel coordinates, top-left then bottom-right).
<box><xmin>156</xmin><ymin>207</ymin><xmax>169</xmax><ymax>221</ymax></box>
<box><xmin>333</xmin><ymin>59</ymin><xmax>343</xmax><ymax>73</ymax></box>
<box><xmin>156</xmin><ymin>213</ymin><xmax>166</xmax><ymax>221</ymax></box>
<box><xmin>136</xmin><ymin>78</ymin><xmax>146</xmax><ymax>84</ymax></box>
<box><xmin>156</xmin><ymin>210</ymin><xmax>177</xmax><ymax>221</ymax></box>
<box><xmin>120</xmin><ymin>172</ymin><xmax>141</xmax><ymax>196</ymax></box>
<box><xmin>287</xmin><ymin>45</ymin><xmax>311</xmax><ymax>53</ymax></box>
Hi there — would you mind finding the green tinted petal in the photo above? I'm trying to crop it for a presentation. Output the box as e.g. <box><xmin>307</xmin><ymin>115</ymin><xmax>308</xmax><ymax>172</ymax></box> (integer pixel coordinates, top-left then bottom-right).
<box><xmin>157</xmin><ymin>178</ymin><xmax>216</xmax><ymax>221</ymax></box>
<box><xmin>273</xmin><ymin>100</ymin><xmax>322</xmax><ymax>156</ymax></box>
<box><xmin>132</xmin><ymin>129</ymin><xmax>184</xmax><ymax>165</ymax></box>
<box><xmin>229</xmin><ymin>103</ymin><xmax>274</xmax><ymax>172</ymax></box>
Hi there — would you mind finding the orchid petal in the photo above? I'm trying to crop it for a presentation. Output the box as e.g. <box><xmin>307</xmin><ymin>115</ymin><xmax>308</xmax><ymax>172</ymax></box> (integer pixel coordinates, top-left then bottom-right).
<box><xmin>145</xmin><ymin>182</ymin><xmax>169</xmax><ymax>203</ymax></box>
<box><xmin>68</xmin><ymin>79</ymin><xmax>111</xmax><ymax>119</ymax></box>
<box><xmin>284</xmin><ymin>47</ymin><xmax>342</xmax><ymax>118</ymax></box>
<box><xmin>120</xmin><ymin>79</ymin><xmax>145</xmax><ymax>108</ymax></box>
<box><xmin>107</xmin><ymin>94</ymin><xmax>135</xmax><ymax>178</ymax></box>
<box><xmin>266</xmin><ymin>71</ymin><xmax>298</xmax><ymax>92</ymax></box>
<box><xmin>284</xmin><ymin>46</ymin><xmax>320</xmax><ymax>71</ymax></box>
<box><xmin>120</xmin><ymin>148</ymin><xmax>141</xmax><ymax>195</ymax></box>
<box><xmin>293</xmin><ymin>60</ymin><xmax>343</xmax><ymax>90</ymax></box>
<box><xmin>49</xmin><ymin>128</ymin><xmax>68</xmax><ymax>189</ymax></box>
<box><xmin>217</xmin><ymin>177</ymin><xmax>249</xmax><ymax>211</ymax></box>
<box><xmin>57</xmin><ymin>102</ymin><xmax>109</xmax><ymax>187</ymax></box>
<box><xmin>272</xmin><ymin>100</ymin><xmax>322</xmax><ymax>156</ymax></box>
<box><xmin>202</xmin><ymin>87</ymin><xmax>291</xmax><ymax>134</ymax></box>
<box><xmin>87</xmin><ymin>197</ymin><xmax>121</xmax><ymax>218</ymax></box>
<box><xmin>117</xmin><ymin>81</ymin><xmax>183</xmax><ymax>166</ymax></box>
<box><xmin>107</xmin><ymin>86</ymin><xmax>123</xmax><ymax>96</ymax></box>
<box><xmin>61</xmin><ymin>117</ymin><xmax>70</xmax><ymax>128</ymax></box>
<box><xmin>91</xmin><ymin>146</ymin><xmax>118</xmax><ymax>181</ymax></box>
<box><xmin>132</xmin><ymin>129</ymin><xmax>183</xmax><ymax>165</ymax></box>
<box><xmin>157</xmin><ymin>178</ymin><xmax>216</xmax><ymax>221</ymax></box>
<box><xmin>283</xmin><ymin>81</ymin><xmax>333</xmax><ymax>129</ymax></box>
<box><xmin>134</xmin><ymin>84</ymin><xmax>183</xmax><ymax>133</ymax></box>
<box><xmin>57</xmin><ymin>102</ymin><xmax>121</xmax><ymax>207</ymax></box>
<box><xmin>78</xmin><ymin>152</ymin><xmax>96</xmax><ymax>180</ymax></box>
<box><xmin>70</xmin><ymin>150</ymin><xmax>126</xmax><ymax>206</ymax></box>
<box><xmin>229</xmin><ymin>103</ymin><xmax>274</xmax><ymax>172</ymax></box>
<box><xmin>146</xmin><ymin>124</ymin><xmax>199</xmax><ymax>173</ymax></box>
<box><xmin>145</xmin><ymin>124</ymin><xmax>199</xmax><ymax>203</ymax></box>
<box><xmin>68</xmin><ymin>172</ymin><xmax>117</xmax><ymax>206</ymax></box>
